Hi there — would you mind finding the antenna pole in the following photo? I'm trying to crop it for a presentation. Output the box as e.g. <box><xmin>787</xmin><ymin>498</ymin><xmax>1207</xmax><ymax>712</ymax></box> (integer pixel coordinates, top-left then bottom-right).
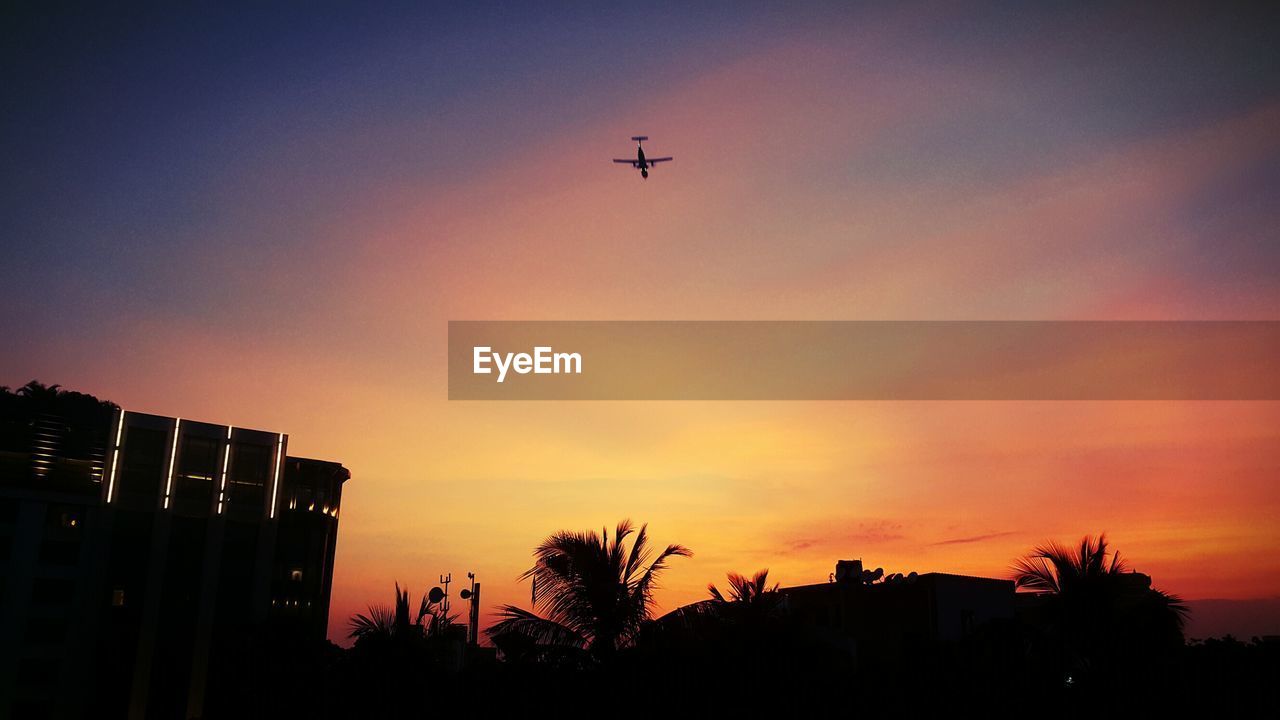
<box><xmin>465</xmin><ymin>572</ymin><xmax>481</xmax><ymax>645</ymax></box>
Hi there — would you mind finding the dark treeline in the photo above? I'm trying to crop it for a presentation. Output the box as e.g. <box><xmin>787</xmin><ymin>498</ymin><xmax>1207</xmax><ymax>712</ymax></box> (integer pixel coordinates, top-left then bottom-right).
<box><xmin>206</xmin><ymin>521</ymin><xmax>1278</xmax><ymax>718</ymax></box>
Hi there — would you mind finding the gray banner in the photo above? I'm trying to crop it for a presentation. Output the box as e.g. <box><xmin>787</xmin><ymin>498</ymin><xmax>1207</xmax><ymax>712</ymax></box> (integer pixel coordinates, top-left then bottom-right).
<box><xmin>447</xmin><ymin>321</ymin><xmax>1280</xmax><ymax>400</ymax></box>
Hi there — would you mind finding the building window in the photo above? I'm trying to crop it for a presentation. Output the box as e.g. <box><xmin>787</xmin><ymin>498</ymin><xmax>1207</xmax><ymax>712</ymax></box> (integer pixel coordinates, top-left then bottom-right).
<box><xmin>229</xmin><ymin>441</ymin><xmax>270</xmax><ymax>508</ymax></box>
<box><xmin>176</xmin><ymin>434</ymin><xmax>218</xmax><ymax>504</ymax></box>
<box><xmin>290</xmin><ymin>568</ymin><xmax>303</xmax><ymax>582</ymax></box>
<box><xmin>121</xmin><ymin>426</ymin><xmax>166</xmax><ymax>498</ymax></box>
<box><xmin>112</xmin><ymin>587</ymin><xmax>125</xmax><ymax>607</ymax></box>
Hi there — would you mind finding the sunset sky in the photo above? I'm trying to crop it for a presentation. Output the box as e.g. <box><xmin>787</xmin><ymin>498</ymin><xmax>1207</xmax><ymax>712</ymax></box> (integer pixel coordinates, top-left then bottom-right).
<box><xmin>3</xmin><ymin>1</ymin><xmax>1278</xmax><ymax>641</ymax></box>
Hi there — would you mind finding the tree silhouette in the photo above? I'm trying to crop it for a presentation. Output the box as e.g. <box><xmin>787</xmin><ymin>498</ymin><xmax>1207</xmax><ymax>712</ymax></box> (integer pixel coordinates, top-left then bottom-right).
<box><xmin>348</xmin><ymin>582</ymin><xmax>454</xmax><ymax>642</ymax></box>
<box><xmin>1012</xmin><ymin>534</ymin><xmax>1188</xmax><ymax>685</ymax></box>
<box><xmin>488</xmin><ymin>519</ymin><xmax>691</xmax><ymax>663</ymax></box>
<box><xmin>17</xmin><ymin>380</ymin><xmax>62</xmax><ymax>402</ymax></box>
<box><xmin>342</xmin><ymin>583</ymin><xmax>461</xmax><ymax>715</ymax></box>
<box><xmin>704</xmin><ymin>568</ymin><xmax>785</xmax><ymax>627</ymax></box>
<box><xmin>708</xmin><ymin>568</ymin><xmax>778</xmax><ymax>605</ymax></box>
<box><xmin>1014</xmin><ymin>534</ymin><xmax>1122</xmax><ymax>593</ymax></box>
<box><xmin>0</xmin><ymin>381</ymin><xmax>118</xmax><ymax>478</ymax></box>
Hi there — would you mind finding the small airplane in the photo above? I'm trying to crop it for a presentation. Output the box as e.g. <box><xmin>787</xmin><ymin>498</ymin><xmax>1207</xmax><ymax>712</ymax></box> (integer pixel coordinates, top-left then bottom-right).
<box><xmin>613</xmin><ymin>136</ymin><xmax>672</xmax><ymax>179</ymax></box>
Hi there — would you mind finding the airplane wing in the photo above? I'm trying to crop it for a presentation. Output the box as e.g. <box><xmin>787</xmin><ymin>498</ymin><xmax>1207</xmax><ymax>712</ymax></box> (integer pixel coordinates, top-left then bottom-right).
<box><xmin>647</xmin><ymin>157</ymin><xmax>673</xmax><ymax>164</ymax></box>
<box><xmin>613</xmin><ymin>159</ymin><xmax>639</xmax><ymax>165</ymax></box>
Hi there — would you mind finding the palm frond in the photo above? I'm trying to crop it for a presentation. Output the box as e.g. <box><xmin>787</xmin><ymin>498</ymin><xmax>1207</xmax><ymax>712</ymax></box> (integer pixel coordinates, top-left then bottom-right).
<box><xmin>623</xmin><ymin>522</ymin><xmax>650</xmax><ymax>584</ymax></box>
<box><xmin>487</xmin><ymin>605</ymin><xmax>587</xmax><ymax>649</ymax></box>
<box><xmin>348</xmin><ymin>603</ymin><xmax>395</xmax><ymax>639</ymax></box>
<box><xmin>707</xmin><ymin>582</ymin><xmax>728</xmax><ymax>603</ymax></box>
<box><xmin>1156</xmin><ymin>590</ymin><xmax>1190</xmax><ymax>631</ymax></box>
<box><xmin>505</xmin><ymin>520</ymin><xmax>691</xmax><ymax>658</ymax></box>
<box><xmin>1012</xmin><ymin>555</ymin><xmax>1061</xmax><ymax>592</ymax></box>
<box><xmin>633</xmin><ymin>543</ymin><xmax>693</xmax><ymax>616</ymax></box>
<box><xmin>1012</xmin><ymin>535</ymin><xmax>1131</xmax><ymax>593</ymax></box>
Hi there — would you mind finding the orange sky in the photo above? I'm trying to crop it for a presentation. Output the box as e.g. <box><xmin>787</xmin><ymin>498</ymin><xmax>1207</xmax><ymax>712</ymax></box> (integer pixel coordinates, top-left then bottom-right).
<box><xmin>3</xmin><ymin>5</ymin><xmax>1278</xmax><ymax>642</ymax></box>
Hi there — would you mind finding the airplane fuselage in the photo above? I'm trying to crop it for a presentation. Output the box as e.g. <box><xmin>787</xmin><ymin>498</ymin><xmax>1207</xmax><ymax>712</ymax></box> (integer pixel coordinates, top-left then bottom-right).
<box><xmin>613</xmin><ymin>136</ymin><xmax>671</xmax><ymax>179</ymax></box>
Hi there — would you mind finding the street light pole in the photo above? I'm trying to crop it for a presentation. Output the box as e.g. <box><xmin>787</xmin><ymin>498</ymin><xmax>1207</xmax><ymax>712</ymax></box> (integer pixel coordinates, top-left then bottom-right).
<box><xmin>460</xmin><ymin>572</ymin><xmax>481</xmax><ymax>645</ymax></box>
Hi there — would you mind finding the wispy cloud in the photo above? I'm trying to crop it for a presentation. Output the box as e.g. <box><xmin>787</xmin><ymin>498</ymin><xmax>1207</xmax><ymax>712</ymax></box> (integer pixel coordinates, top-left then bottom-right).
<box><xmin>780</xmin><ymin>519</ymin><xmax>908</xmax><ymax>556</ymax></box>
<box><xmin>932</xmin><ymin>531</ymin><xmax>1018</xmax><ymax>546</ymax></box>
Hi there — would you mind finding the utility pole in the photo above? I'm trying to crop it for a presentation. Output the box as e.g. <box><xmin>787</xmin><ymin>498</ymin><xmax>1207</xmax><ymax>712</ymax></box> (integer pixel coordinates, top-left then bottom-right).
<box><xmin>460</xmin><ymin>572</ymin><xmax>481</xmax><ymax>645</ymax></box>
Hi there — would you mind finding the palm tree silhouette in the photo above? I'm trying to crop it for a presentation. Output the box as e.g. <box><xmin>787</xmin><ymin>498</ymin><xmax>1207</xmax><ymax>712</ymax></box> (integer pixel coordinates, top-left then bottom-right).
<box><xmin>348</xmin><ymin>582</ymin><xmax>454</xmax><ymax>641</ymax></box>
<box><xmin>16</xmin><ymin>380</ymin><xmax>62</xmax><ymax>402</ymax></box>
<box><xmin>698</xmin><ymin>569</ymin><xmax>787</xmax><ymax>634</ymax></box>
<box><xmin>1012</xmin><ymin>534</ymin><xmax>1188</xmax><ymax>682</ymax></box>
<box><xmin>1014</xmin><ymin>534</ymin><xmax>1123</xmax><ymax>592</ymax></box>
<box><xmin>488</xmin><ymin>519</ymin><xmax>691</xmax><ymax>663</ymax></box>
<box><xmin>707</xmin><ymin>568</ymin><xmax>779</xmax><ymax>605</ymax></box>
<box><xmin>1012</xmin><ymin>534</ymin><xmax>1186</xmax><ymax>625</ymax></box>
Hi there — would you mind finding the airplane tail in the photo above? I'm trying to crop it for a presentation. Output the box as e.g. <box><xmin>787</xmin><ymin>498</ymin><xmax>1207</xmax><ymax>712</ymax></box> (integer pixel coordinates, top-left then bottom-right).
<box><xmin>631</xmin><ymin>135</ymin><xmax>648</xmax><ymax>141</ymax></box>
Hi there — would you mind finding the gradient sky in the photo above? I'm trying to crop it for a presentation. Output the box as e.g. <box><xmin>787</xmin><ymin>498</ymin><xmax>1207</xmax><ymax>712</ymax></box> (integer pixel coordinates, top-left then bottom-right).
<box><xmin>3</xmin><ymin>1</ymin><xmax>1279</xmax><ymax>642</ymax></box>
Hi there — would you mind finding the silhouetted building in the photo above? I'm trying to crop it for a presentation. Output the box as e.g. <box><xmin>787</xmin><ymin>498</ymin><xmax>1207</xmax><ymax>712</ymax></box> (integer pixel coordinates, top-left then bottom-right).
<box><xmin>0</xmin><ymin>390</ymin><xmax>348</xmax><ymax>720</ymax></box>
<box><xmin>782</xmin><ymin>560</ymin><xmax>1016</xmax><ymax>665</ymax></box>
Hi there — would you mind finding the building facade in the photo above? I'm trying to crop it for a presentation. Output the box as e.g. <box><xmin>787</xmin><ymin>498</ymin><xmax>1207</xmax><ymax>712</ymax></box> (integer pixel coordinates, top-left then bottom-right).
<box><xmin>781</xmin><ymin>560</ymin><xmax>1016</xmax><ymax>665</ymax></box>
<box><xmin>0</xmin><ymin>390</ymin><xmax>348</xmax><ymax>720</ymax></box>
